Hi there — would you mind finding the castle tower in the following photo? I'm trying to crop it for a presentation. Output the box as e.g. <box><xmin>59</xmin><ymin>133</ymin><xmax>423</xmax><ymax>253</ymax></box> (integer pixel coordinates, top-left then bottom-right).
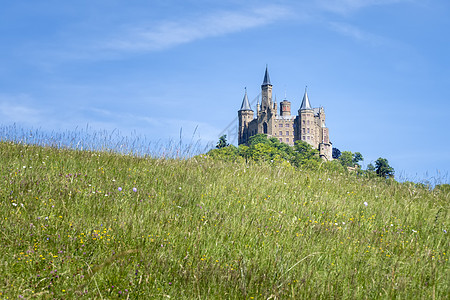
<box><xmin>260</xmin><ymin>65</ymin><xmax>273</xmax><ymax>112</ymax></box>
<box><xmin>280</xmin><ymin>99</ymin><xmax>291</xmax><ymax>117</ymax></box>
<box><xmin>238</xmin><ymin>88</ymin><xmax>254</xmax><ymax>145</ymax></box>
<box><xmin>298</xmin><ymin>88</ymin><xmax>315</xmax><ymax>147</ymax></box>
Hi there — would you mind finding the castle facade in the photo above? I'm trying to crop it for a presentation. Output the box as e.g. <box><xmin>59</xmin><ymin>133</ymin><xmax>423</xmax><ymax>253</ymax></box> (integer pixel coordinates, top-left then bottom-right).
<box><xmin>238</xmin><ymin>66</ymin><xmax>333</xmax><ymax>161</ymax></box>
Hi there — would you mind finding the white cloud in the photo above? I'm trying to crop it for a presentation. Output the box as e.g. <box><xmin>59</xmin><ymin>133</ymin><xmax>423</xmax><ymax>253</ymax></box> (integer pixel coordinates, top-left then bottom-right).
<box><xmin>328</xmin><ymin>21</ymin><xmax>388</xmax><ymax>45</ymax></box>
<box><xmin>317</xmin><ymin>0</ymin><xmax>413</xmax><ymax>14</ymax></box>
<box><xmin>0</xmin><ymin>94</ymin><xmax>46</xmax><ymax>125</ymax></box>
<box><xmin>103</xmin><ymin>5</ymin><xmax>291</xmax><ymax>52</ymax></box>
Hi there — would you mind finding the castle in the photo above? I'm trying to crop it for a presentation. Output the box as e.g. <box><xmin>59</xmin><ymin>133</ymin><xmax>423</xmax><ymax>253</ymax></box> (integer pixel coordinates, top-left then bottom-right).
<box><xmin>238</xmin><ymin>66</ymin><xmax>333</xmax><ymax>161</ymax></box>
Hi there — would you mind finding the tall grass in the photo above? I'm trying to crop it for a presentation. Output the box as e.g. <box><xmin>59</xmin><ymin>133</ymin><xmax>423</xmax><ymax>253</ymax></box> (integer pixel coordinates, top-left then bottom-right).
<box><xmin>0</xmin><ymin>124</ymin><xmax>210</xmax><ymax>158</ymax></box>
<box><xmin>0</xmin><ymin>131</ymin><xmax>448</xmax><ymax>298</ymax></box>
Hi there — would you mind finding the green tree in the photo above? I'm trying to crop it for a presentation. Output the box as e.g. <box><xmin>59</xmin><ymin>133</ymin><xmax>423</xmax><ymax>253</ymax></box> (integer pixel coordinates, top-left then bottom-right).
<box><xmin>339</xmin><ymin>151</ymin><xmax>363</xmax><ymax>168</ymax></box>
<box><xmin>216</xmin><ymin>135</ymin><xmax>229</xmax><ymax>149</ymax></box>
<box><xmin>293</xmin><ymin>140</ymin><xmax>320</xmax><ymax>167</ymax></box>
<box><xmin>375</xmin><ymin>157</ymin><xmax>394</xmax><ymax>178</ymax></box>
<box><xmin>332</xmin><ymin>147</ymin><xmax>341</xmax><ymax>159</ymax></box>
<box><xmin>352</xmin><ymin>152</ymin><xmax>363</xmax><ymax>166</ymax></box>
<box><xmin>339</xmin><ymin>151</ymin><xmax>354</xmax><ymax>168</ymax></box>
<box><xmin>248</xmin><ymin>134</ymin><xmax>269</xmax><ymax>146</ymax></box>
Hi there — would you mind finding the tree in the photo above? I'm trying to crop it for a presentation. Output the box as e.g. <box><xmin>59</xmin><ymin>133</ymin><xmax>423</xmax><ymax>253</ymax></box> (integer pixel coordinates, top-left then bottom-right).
<box><xmin>248</xmin><ymin>134</ymin><xmax>269</xmax><ymax>146</ymax></box>
<box><xmin>332</xmin><ymin>147</ymin><xmax>341</xmax><ymax>159</ymax></box>
<box><xmin>375</xmin><ymin>157</ymin><xmax>394</xmax><ymax>178</ymax></box>
<box><xmin>367</xmin><ymin>163</ymin><xmax>375</xmax><ymax>172</ymax></box>
<box><xmin>352</xmin><ymin>152</ymin><xmax>363</xmax><ymax>166</ymax></box>
<box><xmin>293</xmin><ymin>140</ymin><xmax>320</xmax><ymax>166</ymax></box>
<box><xmin>216</xmin><ymin>135</ymin><xmax>229</xmax><ymax>149</ymax></box>
<box><xmin>339</xmin><ymin>151</ymin><xmax>354</xmax><ymax>168</ymax></box>
<box><xmin>339</xmin><ymin>151</ymin><xmax>363</xmax><ymax>168</ymax></box>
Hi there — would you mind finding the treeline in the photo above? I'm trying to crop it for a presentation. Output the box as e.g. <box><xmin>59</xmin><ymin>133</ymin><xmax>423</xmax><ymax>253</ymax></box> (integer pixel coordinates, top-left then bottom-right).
<box><xmin>207</xmin><ymin>134</ymin><xmax>394</xmax><ymax>179</ymax></box>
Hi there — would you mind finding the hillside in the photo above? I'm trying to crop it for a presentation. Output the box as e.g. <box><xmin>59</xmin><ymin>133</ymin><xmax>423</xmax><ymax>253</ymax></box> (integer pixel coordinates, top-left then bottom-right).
<box><xmin>0</xmin><ymin>141</ymin><xmax>448</xmax><ymax>299</ymax></box>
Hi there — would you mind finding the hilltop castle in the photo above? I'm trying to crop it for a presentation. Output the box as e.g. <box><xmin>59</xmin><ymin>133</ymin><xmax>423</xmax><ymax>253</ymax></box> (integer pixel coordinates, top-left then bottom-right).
<box><xmin>238</xmin><ymin>66</ymin><xmax>333</xmax><ymax>161</ymax></box>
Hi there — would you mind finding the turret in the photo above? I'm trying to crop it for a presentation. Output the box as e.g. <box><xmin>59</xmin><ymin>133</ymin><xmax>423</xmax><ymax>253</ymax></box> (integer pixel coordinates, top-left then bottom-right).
<box><xmin>298</xmin><ymin>87</ymin><xmax>315</xmax><ymax>146</ymax></box>
<box><xmin>280</xmin><ymin>98</ymin><xmax>291</xmax><ymax>117</ymax></box>
<box><xmin>238</xmin><ymin>88</ymin><xmax>254</xmax><ymax>145</ymax></box>
<box><xmin>261</xmin><ymin>65</ymin><xmax>273</xmax><ymax>111</ymax></box>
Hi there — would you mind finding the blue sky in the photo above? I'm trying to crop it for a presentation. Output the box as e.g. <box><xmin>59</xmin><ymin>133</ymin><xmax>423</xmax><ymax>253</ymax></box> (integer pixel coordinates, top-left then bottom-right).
<box><xmin>0</xmin><ymin>0</ymin><xmax>449</xmax><ymax>183</ymax></box>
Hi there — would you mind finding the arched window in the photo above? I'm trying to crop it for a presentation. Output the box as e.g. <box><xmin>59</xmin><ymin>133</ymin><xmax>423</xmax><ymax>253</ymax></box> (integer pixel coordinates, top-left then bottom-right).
<box><xmin>263</xmin><ymin>122</ymin><xmax>268</xmax><ymax>134</ymax></box>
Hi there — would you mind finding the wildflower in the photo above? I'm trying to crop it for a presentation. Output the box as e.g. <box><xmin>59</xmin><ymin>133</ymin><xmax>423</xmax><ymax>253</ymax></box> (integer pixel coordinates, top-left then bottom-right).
<box><xmin>118</xmin><ymin>187</ymin><xmax>122</xmax><ymax>192</ymax></box>
<box><xmin>133</xmin><ymin>187</ymin><xmax>137</xmax><ymax>192</ymax></box>
<box><xmin>363</xmin><ymin>202</ymin><xmax>368</xmax><ymax>207</ymax></box>
<box><xmin>12</xmin><ymin>202</ymin><xmax>17</xmax><ymax>207</ymax></box>
<box><xmin>444</xmin><ymin>229</ymin><xmax>447</xmax><ymax>233</ymax></box>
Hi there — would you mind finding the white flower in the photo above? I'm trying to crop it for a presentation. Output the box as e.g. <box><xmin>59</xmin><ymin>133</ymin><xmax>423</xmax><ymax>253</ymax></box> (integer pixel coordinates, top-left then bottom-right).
<box><xmin>12</xmin><ymin>203</ymin><xmax>17</xmax><ymax>207</ymax></box>
<box><xmin>412</xmin><ymin>230</ymin><xmax>417</xmax><ymax>233</ymax></box>
<box><xmin>363</xmin><ymin>202</ymin><xmax>368</xmax><ymax>207</ymax></box>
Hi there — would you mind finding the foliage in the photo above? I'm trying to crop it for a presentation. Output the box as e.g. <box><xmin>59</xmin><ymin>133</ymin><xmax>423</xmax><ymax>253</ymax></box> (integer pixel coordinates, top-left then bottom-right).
<box><xmin>216</xmin><ymin>135</ymin><xmax>229</xmax><ymax>149</ymax></box>
<box><xmin>339</xmin><ymin>151</ymin><xmax>363</xmax><ymax>168</ymax></box>
<box><xmin>375</xmin><ymin>157</ymin><xmax>395</xmax><ymax>178</ymax></box>
<box><xmin>338</xmin><ymin>151</ymin><xmax>354</xmax><ymax>168</ymax></box>
<box><xmin>332</xmin><ymin>147</ymin><xmax>341</xmax><ymax>159</ymax></box>
<box><xmin>0</xmin><ymin>141</ymin><xmax>448</xmax><ymax>299</ymax></box>
<box><xmin>210</xmin><ymin>135</ymin><xmax>323</xmax><ymax>170</ymax></box>
<box><xmin>352</xmin><ymin>152</ymin><xmax>363</xmax><ymax>166</ymax></box>
<box><xmin>248</xmin><ymin>133</ymin><xmax>271</xmax><ymax>146</ymax></box>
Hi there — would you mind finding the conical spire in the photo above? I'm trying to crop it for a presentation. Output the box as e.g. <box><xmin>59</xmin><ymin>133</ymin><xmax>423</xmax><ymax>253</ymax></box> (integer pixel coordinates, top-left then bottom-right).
<box><xmin>239</xmin><ymin>87</ymin><xmax>252</xmax><ymax>111</ymax></box>
<box><xmin>262</xmin><ymin>65</ymin><xmax>272</xmax><ymax>86</ymax></box>
<box><xmin>300</xmin><ymin>86</ymin><xmax>312</xmax><ymax>110</ymax></box>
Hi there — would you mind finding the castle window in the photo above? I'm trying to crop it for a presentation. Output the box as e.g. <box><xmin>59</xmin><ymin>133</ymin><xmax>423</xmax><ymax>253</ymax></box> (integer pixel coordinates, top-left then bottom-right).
<box><xmin>307</xmin><ymin>128</ymin><xmax>310</xmax><ymax>133</ymax></box>
<box><xmin>279</xmin><ymin>131</ymin><xmax>282</xmax><ymax>136</ymax></box>
<box><xmin>307</xmin><ymin>120</ymin><xmax>310</xmax><ymax>125</ymax></box>
<box><xmin>307</xmin><ymin>136</ymin><xmax>310</xmax><ymax>140</ymax></box>
<box><xmin>286</xmin><ymin>131</ymin><xmax>289</xmax><ymax>136</ymax></box>
<box><xmin>286</xmin><ymin>138</ymin><xmax>289</xmax><ymax>142</ymax></box>
<box><xmin>279</xmin><ymin>138</ymin><xmax>282</xmax><ymax>142</ymax></box>
<box><xmin>303</xmin><ymin>120</ymin><xmax>305</xmax><ymax>125</ymax></box>
<box><xmin>285</xmin><ymin>124</ymin><xmax>289</xmax><ymax>128</ymax></box>
<box><xmin>263</xmin><ymin>122</ymin><xmax>268</xmax><ymax>134</ymax></box>
<box><xmin>302</xmin><ymin>128</ymin><xmax>305</xmax><ymax>134</ymax></box>
<box><xmin>302</xmin><ymin>136</ymin><xmax>306</xmax><ymax>140</ymax></box>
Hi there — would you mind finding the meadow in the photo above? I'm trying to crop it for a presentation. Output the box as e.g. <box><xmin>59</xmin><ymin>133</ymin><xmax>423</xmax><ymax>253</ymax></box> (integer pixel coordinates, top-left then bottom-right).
<box><xmin>0</xmin><ymin>140</ymin><xmax>448</xmax><ymax>299</ymax></box>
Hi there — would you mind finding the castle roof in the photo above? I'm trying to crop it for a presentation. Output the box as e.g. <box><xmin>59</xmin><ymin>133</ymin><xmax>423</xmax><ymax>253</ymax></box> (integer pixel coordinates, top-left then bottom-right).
<box><xmin>239</xmin><ymin>88</ymin><xmax>252</xmax><ymax>111</ymax></box>
<box><xmin>299</xmin><ymin>88</ymin><xmax>312</xmax><ymax>110</ymax></box>
<box><xmin>262</xmin><ymin>65</ymin><xmax>272</xmax><ymax>86</ymax></box>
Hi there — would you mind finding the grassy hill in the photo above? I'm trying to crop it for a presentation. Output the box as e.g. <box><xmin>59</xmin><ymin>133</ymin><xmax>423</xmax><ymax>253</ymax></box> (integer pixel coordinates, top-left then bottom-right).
<box><xmin>0</xmin><ymin>141</ymin><xmax>448</xmax><ymax>299</ymax></box>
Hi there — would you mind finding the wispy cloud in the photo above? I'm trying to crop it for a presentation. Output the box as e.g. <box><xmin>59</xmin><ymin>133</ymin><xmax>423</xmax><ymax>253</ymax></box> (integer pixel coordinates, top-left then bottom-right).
<box><xmin>328</xmin><ymin>21</ymin><xmax>389</xmax><ymax>45</ymax></box>
<box><xmin>0</xmin><ymin>94</ymin><xmax>46</xmax><ymax>125</ymax></box>
<box><xmin>317</xmin><ymin>0</ymin><xmax>413</xmax><ymax>14</ymax></box>
<box><xmin>102</xmin><ymin>5</ymin><xmax>291</xmax><ymax>52</ymax></box>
